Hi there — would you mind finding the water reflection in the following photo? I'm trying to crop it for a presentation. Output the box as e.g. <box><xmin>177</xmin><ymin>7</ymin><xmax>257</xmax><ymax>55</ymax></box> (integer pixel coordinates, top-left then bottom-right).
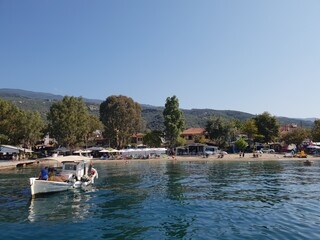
<box><xmin>1</xmin><ymin>160</ymin><xmax>320</xmax><ymax>239</ymax></box>
<box><xmin>28</xmin><ymin>189</ymin><xmax>94</xmax><ymax>223</ymax></box>
<box><xmin>165</xmin><ymin>162</ymin><xmax>188</xmax><ymax>201</ymax></box>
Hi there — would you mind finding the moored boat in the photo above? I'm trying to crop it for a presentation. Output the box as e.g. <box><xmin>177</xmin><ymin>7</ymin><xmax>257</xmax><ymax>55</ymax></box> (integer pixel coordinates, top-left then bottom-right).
<box><xmin>303</xmin><ymin>160</ymin><xmax>313</xmax><ymax>166</ymax></box>
<box><xmin>30</xmin><ymin>156</ymin><xmax>98</xmax><ymax>196</ymax></box>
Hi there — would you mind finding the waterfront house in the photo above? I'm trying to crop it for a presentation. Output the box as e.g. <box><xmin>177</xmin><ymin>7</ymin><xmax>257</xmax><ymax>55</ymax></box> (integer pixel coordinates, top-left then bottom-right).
<box><xmin>180</xmin><ymin>128</ymin><xmax>207</xmax><ymax>144</ymax></box>
<box><xmin>175</xmin><ymin>143</ymin><xmax>218</xmax><ymax>156</ymax></box>
<box><xmin>131</xmin><ymin>133</ymin><xmax>145</xmax><ymax>146</ymax></box>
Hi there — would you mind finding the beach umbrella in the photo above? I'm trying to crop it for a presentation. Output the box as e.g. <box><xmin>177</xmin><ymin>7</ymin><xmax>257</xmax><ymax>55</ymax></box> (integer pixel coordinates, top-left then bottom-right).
<box><xmin>73</xmin><ymin>150</ymin><xmax>92</xmax><ymax>154</ymax></box>
<box><xmin>54</xmin><ymin>147</ymin><xmax>70</xmax><ymax>153</ymax></box>
<box><xmin>0</xmin><ymin>146</ymin><xmax>19</xmax><ymax>153</ymax></box>
<box><xmin>88</xmin><ymin>146</ymin><xmax>104</xmax><ymax>151</ymax></box>
<box><xmin>307</xmin><ymin>145</ymin><xmax>320</xmax><ymax>149</ymax></box>
<box><xmin>99</xmin><ymin>148</ymin><xmax>117</xmax><ymax>153</ymax></box>
<box><xmin>99</xmin><ymin>149</ymin><xmax>109</xmax><ymax>153</ymax></box>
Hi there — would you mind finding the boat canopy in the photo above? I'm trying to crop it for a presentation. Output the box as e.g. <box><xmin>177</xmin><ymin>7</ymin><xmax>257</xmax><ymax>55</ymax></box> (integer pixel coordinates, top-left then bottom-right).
<box><xmin>43</xmin><ymin>156</ymin><xmax>92</xmax><ymax>164</ymax></box>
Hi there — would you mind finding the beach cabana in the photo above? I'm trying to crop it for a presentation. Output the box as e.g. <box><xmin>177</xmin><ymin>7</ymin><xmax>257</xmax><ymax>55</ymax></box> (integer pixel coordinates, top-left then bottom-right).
<box><xmin>0</xmin><ymin>144</ymin><xmax>33</xmax><ymax>160</ymax></box>
<box><xmin>0</xmin><ymin>145</ymin><xmax>20</xmax><ymax>154</ymax></box>
<box><xmin>175</xmin><ymin>144</ymin><xmax>218</xmax><ymax>156</ymax></box>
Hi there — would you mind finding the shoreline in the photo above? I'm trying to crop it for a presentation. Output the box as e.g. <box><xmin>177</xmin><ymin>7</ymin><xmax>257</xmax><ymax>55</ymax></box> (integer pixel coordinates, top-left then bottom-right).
<box><xmin>0</xmin><ymin>153</ymin><xmax>318</xmax><ymax>170</ymax></box>
<box><xmin>91</xmin><ymin>153</ymin><xmax>320</xmax><ymax>164</ymax></box>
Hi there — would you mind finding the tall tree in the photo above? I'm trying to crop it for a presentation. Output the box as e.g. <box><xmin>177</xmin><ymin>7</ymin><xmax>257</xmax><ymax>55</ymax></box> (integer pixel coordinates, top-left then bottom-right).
<box><xmin>100</xmin><ymin>95</ymin><xmax>141</xmax><ymax>149</ymax></box>
<box><xmin>19</xmin><ymin>111</ymin><xmax>44</xmax><ymax>148</ymax></box>
<box><xmin>163</xmin><ymin>96</ymin><xmax>185</xmax><ymax>147</ymax></box>
<box><xmin>84</xmin><ymin>115</ymin><xmax>104</xmax><ymax>148</ymax></box>
<box><xmin>253</xmin><ymin>112</ymin><xmax>280</xmax><ymax>143</ymax></box>
<box><xmin>0</xmin><ymin>99</ymin><xmax>21</xmax><ymax>144</ymax></box>
<box><xmin>312</xmin><ymin>119</ymin><xmax>320</xmax><ymax>142</ymax></box>
<box><xmin>0</xmin><ymin>99</ymin><xmax>45</xmax><ymax>146</ymax></box>
<box><xmin>241</xmin><ymin>119</ymin><xmax>258</xmax><ymax>140</ymax></box>
<box><xmin>143</xmin><ymin>130</ymin><xmax>163</xmax><ymax>148</ymax></box>
<box><xmin>206</xmin><ymin>116</ymin><xmax>233</xmax><ymax>148</ymax></box>
<box><xmin>47</xmin><ymin>96</ymin><xmax>90</xmax><ymax>148</ymax></box>
<box><xmin>235</xmin><ymin>137</ymin><xmax>249</xmax><ymax>151</ymax></box>
<box><xmin>280</xmin><ymin>127</ymin><xmax>310</xmax><ymax>149</ymax></box>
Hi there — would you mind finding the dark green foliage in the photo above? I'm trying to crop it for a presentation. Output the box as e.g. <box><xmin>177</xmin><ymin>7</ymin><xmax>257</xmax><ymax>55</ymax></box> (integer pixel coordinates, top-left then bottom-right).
<box><xmin>206</xmin><ymin>116</ymin><xmax>234</xmax><ymax>148</ymax></box>
<box><xmin>0</xmin><ymin>89</ymin><xmax>315</xmax><ymax>131</ymax></box>
<box><xmin>100</xmin><ymin>95</ymin><xmax>141</xmax><ymax>149</ymax></box>
<box><xmin>143</xmin><ymin>130</ymin><xmax>163</xmax><ymax>147</ymax></box>
<box><xmin>253</xmin><ymin>112</ymin><xmax>280</xmax><ymax>143</ymax></box>
<box><xmin>0</xmin><ymin>99</ymin><xmax>22</xmax><ymax>144</ymax></box>
<box><xmin>0</xmin><ymin>98</ymin><xmax>44</xmax><ymax>146</ymax></box>
<box><xmin>47</xmin><ymin>96</ymin><xmax>90</xmax><ymax>148</ymax></box>
<box><xmin>163</xmin><ymin>96</ymin><xmax>185</xmax><ymax>147</ymax></box>
<box><xmin>280</xmin><ymin>127</ymin><xmax>310</xmax><ymax>147</ymax></box>
<box><xmin>235</xmin><ymin>138</ymin><xmax>248</xmax><ymax>151</ymax></box>
<box><xmin>85</xmin><ymin>115</ymin><xmax>104</xmax><ymax>147</ymax></box>
<box><xmin>141</xmin><ymin>107</ymin><xmax>165</xmax><ymax>131</ymax></box>
<box><xmin>241</xmin><ymin>119</ymin><xmax>258</xmax><ymax>140</ymax></box>
<box><xmin>311</xmin><ymin>120</ymin><xmax>320</xmax><ymax>142</ymax></box>
<box><xmin>19</xmin><ymin>111</ymin><xmax>44</xmax><ymax>147</ymax></box>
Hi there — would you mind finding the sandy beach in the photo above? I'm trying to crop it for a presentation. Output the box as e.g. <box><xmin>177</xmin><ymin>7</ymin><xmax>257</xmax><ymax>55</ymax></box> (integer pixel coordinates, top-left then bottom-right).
<box><xmin>91</xmin><ymin>153</ymin><xmax>320</xmax><ymax>164</ymax></box>
<box><xmin>0</xmin><ymin>153</ymin><xmax>317</xmax><ymax>171</ymax></box>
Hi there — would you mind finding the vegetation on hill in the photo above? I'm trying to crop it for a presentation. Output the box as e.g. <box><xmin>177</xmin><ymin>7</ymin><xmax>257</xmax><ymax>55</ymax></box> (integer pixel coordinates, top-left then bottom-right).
<box><xmin>0</xmin><ymin>88</ymin><xmax>314</xmax><ymax>130</ymax></box>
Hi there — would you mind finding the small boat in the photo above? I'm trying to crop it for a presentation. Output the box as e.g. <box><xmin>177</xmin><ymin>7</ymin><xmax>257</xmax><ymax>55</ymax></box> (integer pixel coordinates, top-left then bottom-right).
<box><xmin>30</xmin><ymin>156</ymin><xmax>98</xmax><ymax>196</ymax></box>
<box><xmin>303</xmin><ymin>160</ymin><xmax>313</xmax><ymax>166</ymax></box>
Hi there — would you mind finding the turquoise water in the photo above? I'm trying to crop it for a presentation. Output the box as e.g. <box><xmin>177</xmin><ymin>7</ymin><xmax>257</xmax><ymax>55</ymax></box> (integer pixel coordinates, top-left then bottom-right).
<box><xmin>1</xmin><ymin>160</ymin><xmax>320</xmax><ymax>239</ymax></box>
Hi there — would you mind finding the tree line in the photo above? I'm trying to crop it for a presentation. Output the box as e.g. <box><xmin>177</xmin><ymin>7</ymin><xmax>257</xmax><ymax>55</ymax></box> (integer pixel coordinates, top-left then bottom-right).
<box><xmin>0</xmin><ymin>95</ymin><xmax>319</xmax><ymax>151</ymax></box>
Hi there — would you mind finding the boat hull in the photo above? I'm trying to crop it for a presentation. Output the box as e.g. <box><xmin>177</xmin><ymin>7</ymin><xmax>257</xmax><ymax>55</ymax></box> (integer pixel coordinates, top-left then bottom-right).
<box><xmin>29</xmin><ymin>168</ymin><xmax>98</xmax><ymax>196</ymax></box>
<box><xmin>30</xmin><ymin>178</ymin><xmax>74</xmax><ymax>195</ymax></box>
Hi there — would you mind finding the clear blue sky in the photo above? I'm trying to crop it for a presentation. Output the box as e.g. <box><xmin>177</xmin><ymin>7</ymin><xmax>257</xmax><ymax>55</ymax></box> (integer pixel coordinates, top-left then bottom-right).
<box><xmin>1</xmin><ymin>0</ymin><xmax>320</xmax><ymax>118</ymax></box>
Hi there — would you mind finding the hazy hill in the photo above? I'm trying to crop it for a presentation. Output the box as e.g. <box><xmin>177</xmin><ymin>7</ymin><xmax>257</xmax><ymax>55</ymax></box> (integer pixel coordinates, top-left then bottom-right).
<box><xmin>0</xmin><ymin>88</ymin><xmax>314</xmax><ymax>129</ymax></box>
<box><xmin>0</xmin><ymin>88</ymin><xmax>101</xmax><ymax>103</ymax></box>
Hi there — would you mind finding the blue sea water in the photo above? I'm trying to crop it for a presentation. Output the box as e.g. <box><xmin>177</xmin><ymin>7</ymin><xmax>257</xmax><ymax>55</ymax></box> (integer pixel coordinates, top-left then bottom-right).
<box><xmin>0</xmin><ymin>160</ymin><xmax>320</xmax><ymax>239</ymax></box>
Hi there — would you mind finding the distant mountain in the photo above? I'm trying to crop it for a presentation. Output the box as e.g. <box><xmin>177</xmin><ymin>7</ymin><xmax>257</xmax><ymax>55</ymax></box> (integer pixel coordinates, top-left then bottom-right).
<box><xmin>0</xmin><ymin>88</ymin><xmax>315</xmax><ymax>129</ymax></box>
<box><xmin>303</xmin><ymin>118</ymin><xmax>317</xmax><ymax>122</ymax></box>
<box><xmin>0</xmin><ymin>88</ymin><xmax>102</xmax><ymax>104</ymax></box>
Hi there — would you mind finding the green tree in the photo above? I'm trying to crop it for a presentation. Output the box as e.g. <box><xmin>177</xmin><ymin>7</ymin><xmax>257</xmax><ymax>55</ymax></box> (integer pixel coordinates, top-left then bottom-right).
<box><xmin>0</xmin><ymin>99</ymin><xmax>45</xmax><ymax>146</ymax></box>
<box><xmin>47</xmin><ymin>96</ymin><xmax>90</xmax><ymax>148</ymax></box>
<box><xmin>100</xmin><ymin>95</ymin><xmax>141</xmax><ymax>149</ymax></box>
<box><xmin>84</xmin><ymin>115</ymin><xmax>104</xmax><ymax>148</ymax></box>
<box><xmin>206</xmin><ymin>116</ymin><xmax>233</xmax><ymax>148</ymax></box>
<box><xmin>163</xmin><ymin>96</ymin><xmax>185</xmax><ymax>147</ymax></box>
<box><xmin>235</xmin><ymin>137</ymin><xmax>248</xmax><ymax>151</ymax></box>
<box><xmin>194</xmin><ymin>135</ymin><xmax>207</xmax><ymax>144</ymax></box>
<box><xmin>253</xmin><ymin>112</ymin><xmax>280</xmax><ymax>143</ymax></box>
<box><xmin>0</xmin><ymin>99</ymin><xmax>21</xmax><ymax>144</ymax></box>
<box><xmin>143</xmin><ymin>130</ymin><xmax>163</xmax><ymax>147</ymax></box>
<box><xmin>311</xmin><ymin>119</ymin><xmax>320</xmax><ymax>142</ymax></box>
<box><xmin>19</xmin><ymin>111</ymin><xmax>44</xmax><ymax>148</ymax></box>
<box><xmin>241</xmin><ymin>119</ymin><xmax>258</xmax><ymax>140</ymax></box>
<box><xmin>176</xmin><ymin>136</ymin><xmax>187</xmax><ymax>146</ymax></box>
<box><xmin>281</xmin><ymin>127</ymin><xmax>310</xmax><ymax>148</ymax></box>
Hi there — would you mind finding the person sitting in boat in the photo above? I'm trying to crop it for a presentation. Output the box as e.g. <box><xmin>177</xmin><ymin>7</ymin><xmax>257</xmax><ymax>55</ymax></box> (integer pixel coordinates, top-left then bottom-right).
<box><xmin>88</xmin><ymin>160</ymin><xmax>93</xmax><ymax>176</ymax></box>
<box><xmin>48</xmin><ymin>167</ymin><xmax>55</xmax><ymax>180</ymax></box>
<box><xmin>39</xmin><ymin>167</ymin><xmax>48</xmax><ymax>180</ymax></box>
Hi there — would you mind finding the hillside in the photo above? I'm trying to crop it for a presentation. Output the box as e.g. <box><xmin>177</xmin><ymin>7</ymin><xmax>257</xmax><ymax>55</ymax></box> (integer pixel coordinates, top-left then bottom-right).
<box><xmin>0</xmin><ymin>88</ymin><xmax>314</xmax><ymax>129</ymax></box>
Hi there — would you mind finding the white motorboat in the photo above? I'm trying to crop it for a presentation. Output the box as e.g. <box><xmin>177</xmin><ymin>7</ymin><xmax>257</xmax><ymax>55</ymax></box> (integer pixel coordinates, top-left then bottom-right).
<box><xmin>30</xmin><ymin>156</ymin><xmax>98</xmax><ymax>196</ymax></box>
